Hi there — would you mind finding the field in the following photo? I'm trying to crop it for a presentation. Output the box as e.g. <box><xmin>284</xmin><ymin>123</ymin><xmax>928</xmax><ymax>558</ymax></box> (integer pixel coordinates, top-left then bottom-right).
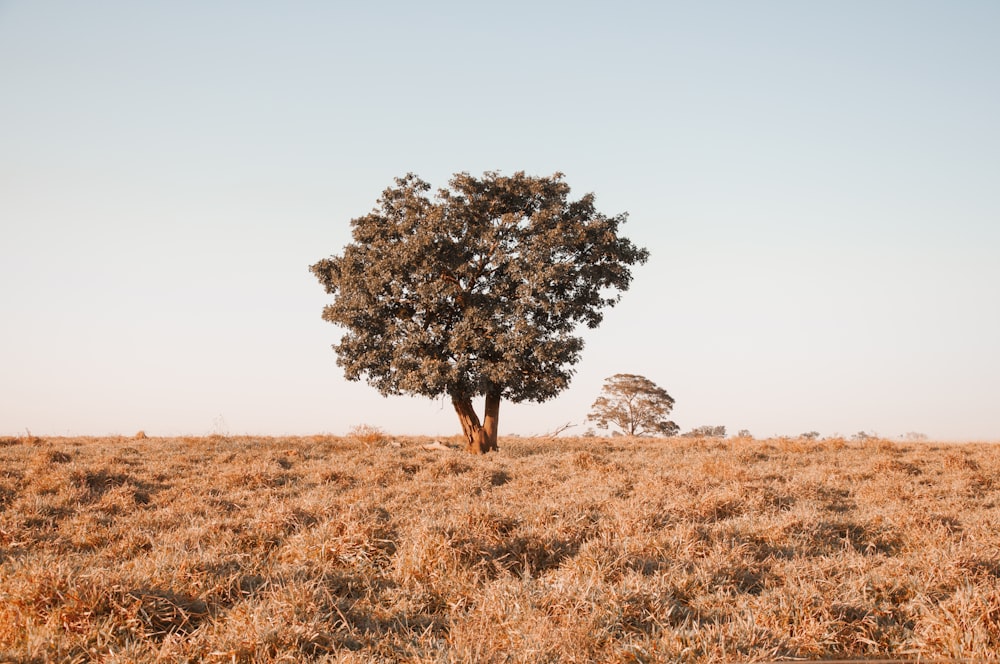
<box><xmin>1</xmin><ymin>432</ymin><xmax>999</xmax><ymax>663</ymax></box>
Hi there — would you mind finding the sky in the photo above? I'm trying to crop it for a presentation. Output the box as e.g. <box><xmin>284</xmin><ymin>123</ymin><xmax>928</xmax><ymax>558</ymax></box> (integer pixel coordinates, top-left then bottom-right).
<box><xmin>2</xmin><ymin>1</ymin><xmax>998</xmax><ymax>440</ymax></box>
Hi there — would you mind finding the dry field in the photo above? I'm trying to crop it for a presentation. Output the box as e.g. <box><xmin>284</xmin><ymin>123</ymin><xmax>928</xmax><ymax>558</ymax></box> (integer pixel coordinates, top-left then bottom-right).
<box><xmin>1</xmin><ymin>432</ymin><xmax>999</xmax><ymax>663</ymax></box>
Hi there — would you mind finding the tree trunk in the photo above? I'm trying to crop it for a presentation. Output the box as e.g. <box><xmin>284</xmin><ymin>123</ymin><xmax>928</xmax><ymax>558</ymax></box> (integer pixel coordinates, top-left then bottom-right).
<box><xmin>452</xmin><ymin>393</ymin><xmax>500</xmax><ymax>454</ymax></box>
<box><xmin>482</xmin><ymin>389</ymin><xmax>500</xmax><ymax>451</ymax></box>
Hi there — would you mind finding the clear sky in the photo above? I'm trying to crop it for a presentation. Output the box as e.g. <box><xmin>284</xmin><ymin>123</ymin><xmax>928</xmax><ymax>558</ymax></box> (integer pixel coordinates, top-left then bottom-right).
<box><xmin>2</xmin><ymin>1</ymin><xmax>998</xmax><ymax>440</ymax></box>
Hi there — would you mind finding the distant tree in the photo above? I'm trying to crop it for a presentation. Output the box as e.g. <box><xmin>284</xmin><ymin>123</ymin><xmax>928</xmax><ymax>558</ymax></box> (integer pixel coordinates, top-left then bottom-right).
<box><xmin>311</xmin><ymin>171</ymin><xmax>648</xmax><ymax>454</ymax></box>
<box><xmin>588</xmin><ymin>374</ymin><xmax>678</xmax><ymax>437</ymax></box>
<box><xmin>683</xmin><ymin>425</ymin><xmax>726</xmax><ymax>438</ymax></box>
<box><xmin>902</xmin><ymin>431</ymin><xmax>928</xmax><ymax>441</ymax></box>
<box><xmin>851</xmin><ymin>431</ymin><xmax>871</xmax><ymax>441</ymax></box>
<box><xmin>800</xmin><ymin>431</ymin><xmax>820</xmax><ymax>440</ymax></box>
<box><xmin>736</xmin><ymin>429</ymin><xmax>753</xmax><ymax>439</ymax></box>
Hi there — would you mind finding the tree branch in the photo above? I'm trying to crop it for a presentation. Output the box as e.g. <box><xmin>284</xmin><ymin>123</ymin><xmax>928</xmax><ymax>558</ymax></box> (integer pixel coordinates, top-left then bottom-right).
<box><xmin>439</xmin><ymin>269</ymin><xmax>467</xmax><ymax>307</ymax></box>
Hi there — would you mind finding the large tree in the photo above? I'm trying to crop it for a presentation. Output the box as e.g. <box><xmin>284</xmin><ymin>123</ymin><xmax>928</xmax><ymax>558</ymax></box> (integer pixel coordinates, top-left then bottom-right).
<box><xmin>588</xmin><ymin>374</ymin><xmax>678</xmax><ymax>437</ymax></box>
<box><xmin>311</xmin><ymin>171</ymin><xmax>648</xmax><ymax>453</ymax></box>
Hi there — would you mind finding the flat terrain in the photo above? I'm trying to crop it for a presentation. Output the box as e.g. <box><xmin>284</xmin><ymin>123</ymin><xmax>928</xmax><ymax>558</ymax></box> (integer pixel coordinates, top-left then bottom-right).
<box><xmin>1</xmin><ymin>433</ymin><xmax>998</xmax><ymax>662</ymax></box>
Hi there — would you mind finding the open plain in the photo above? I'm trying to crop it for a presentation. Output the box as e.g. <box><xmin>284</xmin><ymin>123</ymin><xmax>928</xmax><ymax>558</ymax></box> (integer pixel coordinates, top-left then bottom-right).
<box><xmin>1</xmin><ymin>433</ymin><xmax>998</xmax><ymax>662</ymax></box>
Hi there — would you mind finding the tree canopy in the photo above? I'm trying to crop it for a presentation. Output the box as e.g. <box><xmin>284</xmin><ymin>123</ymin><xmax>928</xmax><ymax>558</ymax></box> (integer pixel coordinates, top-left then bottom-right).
<box><xmin>683</xmin><ymin>425</ymin><xmax>726</xmax><ymax>438</ymax></box>
<box><xmin>588</xmin><ymin>373</ymin><xmax>678</xmax><ymax>437</ymax></box>
<box><xmin>311</xmin><ymin>171</ymin><xmax>648</xmax><ymax>453</ymax></box>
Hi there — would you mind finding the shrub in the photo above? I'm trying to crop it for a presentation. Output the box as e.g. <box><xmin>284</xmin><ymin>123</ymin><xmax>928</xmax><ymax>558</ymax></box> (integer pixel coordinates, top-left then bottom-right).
<box><xmin>347</xmin><ymin>424</ymin><xmax>390</xmax><ymax>447</ymax></box>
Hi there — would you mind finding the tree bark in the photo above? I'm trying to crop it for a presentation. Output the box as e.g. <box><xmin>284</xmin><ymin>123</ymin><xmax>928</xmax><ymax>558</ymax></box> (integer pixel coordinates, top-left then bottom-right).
<box><xmin>452</xmin><ymin>393</ymin><xmax>500</xmax><ymax>454</ymax></box>
<box><xmin>482</xmin><ymin>389</ymin><xmax>501</xmax><ymax>451</ymax></box>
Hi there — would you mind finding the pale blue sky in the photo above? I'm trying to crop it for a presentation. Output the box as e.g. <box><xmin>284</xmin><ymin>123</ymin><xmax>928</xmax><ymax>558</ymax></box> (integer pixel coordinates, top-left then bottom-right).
<box><xmin>2</xmin><ymin>1</ymin><xmax>998</xmax><ymax>440</ymax></box>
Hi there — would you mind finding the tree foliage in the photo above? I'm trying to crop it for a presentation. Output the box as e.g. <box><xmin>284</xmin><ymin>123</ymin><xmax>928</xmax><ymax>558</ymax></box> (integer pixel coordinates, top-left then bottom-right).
<box><xmin>683</xmin><ymin>425</ymin><xmax>726</xmax><ymax>438</ymax></box>
<box><xmin>588</xmin><ymin>374</ymin><xmax>678</xmax><ymax>437</ymax></box>
<box><xmin>311</xmin><ymin>171</ymin><xmax>648</xmax><ymax>453</ymax></box>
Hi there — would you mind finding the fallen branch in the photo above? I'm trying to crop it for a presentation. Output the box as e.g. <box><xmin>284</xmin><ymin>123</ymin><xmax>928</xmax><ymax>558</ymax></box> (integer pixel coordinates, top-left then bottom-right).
<box><xmin>536</xmin><ymin>422</ymin><xmax>576</xmax><ymax>439</ymax></box>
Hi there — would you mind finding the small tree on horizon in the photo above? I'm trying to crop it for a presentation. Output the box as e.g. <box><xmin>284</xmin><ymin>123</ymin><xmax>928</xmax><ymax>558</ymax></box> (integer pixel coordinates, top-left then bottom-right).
<box><xmin>311</xmin><ymin>171</ymin><xmax>648</xmax><ymax>454</ymax></box>
<box><xmin>684</xmin><ymin>425</ymin><xmax>726</xmax><ymax>438</ymax></box>
<box><xmin>588</xmin><ymin>374</ymin><xmax>678</xmax><ymax>437</ymax></box>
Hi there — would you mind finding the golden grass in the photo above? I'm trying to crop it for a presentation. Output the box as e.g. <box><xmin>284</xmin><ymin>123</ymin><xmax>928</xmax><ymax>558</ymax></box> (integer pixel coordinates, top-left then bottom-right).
<box><xmin>1</xmin><ymin>434</ymin><xmax>999</xmax><ymax>662</ymax></box>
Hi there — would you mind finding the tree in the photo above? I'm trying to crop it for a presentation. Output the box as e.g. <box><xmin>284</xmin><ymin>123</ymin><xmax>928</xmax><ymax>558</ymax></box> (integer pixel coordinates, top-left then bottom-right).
<box><xmin>683</xmin><ymin>425</ymin><xmax>726</xmax><ymax>438</ymax></box>
<box><xmin>587</xmin><ymin>374</ymin><xmax>678</xmax><ymax>437</ymax></box>
<box><xmin>311</xmin><ymin>171</ymin><xmax>648</xmax><ymax>454</ymax></box>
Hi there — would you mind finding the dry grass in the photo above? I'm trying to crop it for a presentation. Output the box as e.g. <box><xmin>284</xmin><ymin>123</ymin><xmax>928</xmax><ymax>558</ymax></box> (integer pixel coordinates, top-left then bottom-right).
<box><xmin>1</xmin><ymin>434</ymin><xmax>999</xmax><ymax>662</ymax></box>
